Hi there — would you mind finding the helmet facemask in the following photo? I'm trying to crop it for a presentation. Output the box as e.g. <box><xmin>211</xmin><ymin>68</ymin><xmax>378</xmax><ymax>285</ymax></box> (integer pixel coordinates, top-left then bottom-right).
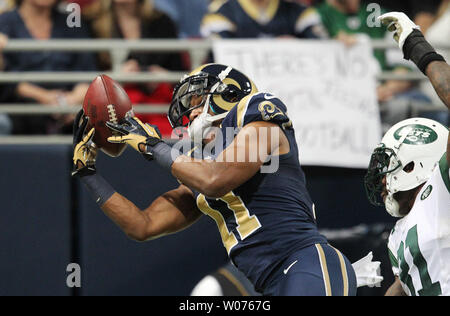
<box><xmin>364</xmin><ymin>144</ymin><xmax>421</xmax><ymax>217</ymax></box>
<box><xmin>169</xmin><ymin>75</ymin><xmax>227</xmax><ymax>142</ymax></box>
<box><xmin>364</xmin><ymin>118</ymin><xmax>448</xmax><ymax>217</ymax></box>
<box><xmin>186</xmin><ymin>92</ymin><xmax>227</xmax><ymax>144</ymax></box>
<box><xmin>168</xmin><ymin>72</ymin><xmax>215</xmax><ymax>130</ymax></box>
<box><xmin>364</xmin><ymin>145</ymin><xmax>402</xmax><ymax>212</ymax></box>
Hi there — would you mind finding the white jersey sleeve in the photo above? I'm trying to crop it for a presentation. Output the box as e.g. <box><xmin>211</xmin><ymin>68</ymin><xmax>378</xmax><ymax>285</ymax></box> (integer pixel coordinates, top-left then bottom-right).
<box><xmin>387</xmin><ymin>229</ymin><xmax>400</xmax><ymax>277</ymax></box>
<box><xmin>436</xmin><ymin>153</ymin><xmax>450</xmax><ymax>235</ymax></box>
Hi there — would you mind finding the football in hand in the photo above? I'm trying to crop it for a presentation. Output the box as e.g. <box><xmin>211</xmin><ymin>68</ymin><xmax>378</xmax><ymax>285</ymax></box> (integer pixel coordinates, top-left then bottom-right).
<box><xmin>82</xmin><ymin>75</ymin><xmax>134</xmax><ymax>157</ymax></box>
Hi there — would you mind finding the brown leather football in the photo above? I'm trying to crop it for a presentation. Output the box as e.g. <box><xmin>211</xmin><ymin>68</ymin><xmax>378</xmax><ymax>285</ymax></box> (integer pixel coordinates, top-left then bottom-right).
<box><xmin>82</xmin><ymin>75</ymin><xmax>133</xmax><ymax>157</ymax></box>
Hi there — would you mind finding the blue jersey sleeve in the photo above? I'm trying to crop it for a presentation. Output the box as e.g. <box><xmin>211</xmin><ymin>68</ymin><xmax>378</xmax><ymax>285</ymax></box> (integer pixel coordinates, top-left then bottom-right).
<box><xmin>222</xmin><ymin>92</ymin><xmax>292</xmax><ymax>130</ymax></box>
<box><xmin>200</xmin><ymin>1</ymin><xmax>237</xmax><ymax>38</ymax></box>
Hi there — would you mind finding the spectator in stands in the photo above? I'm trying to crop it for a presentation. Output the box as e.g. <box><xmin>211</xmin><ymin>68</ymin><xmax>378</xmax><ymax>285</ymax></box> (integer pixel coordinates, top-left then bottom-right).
<box><xmin>153</xmin><ymin>0</ymin><xmax>209</xmax><ymax>38</ymax></box>
<box><xmin>82</xmin><ymin>0</ymin><xmax>185</xmax><ymax>137</ymax></box>
<box><xmin>285</xmin><ymin>0</ymin><xmax>317</xmax><ymax>6</ymax></box>
<box><xmin>316</xmin><ymin>0</ymin><xmax>430</xmax><ymax>128</ymax></box>
<box><xmin>0</xmin><ymin>0</ymin><xmax>97</xmax><ymax>135</ymax></box>
<box><xmin>0</xmin><ymin>31</ymin><xmax>12</xmax><ymax>134</ymax></box>
<box><xmin>0</xmin><ymin>31</ymin><xmax>6</xmax><ymax>70</ymax></box>
<box><xmin>201</xmin><ymin>0</ymin><xmax>327</xmax><ymax>39</ymax></box>
<box><xmin>317</xmin><ymin>0</ymin><xmax>392</xmax><ymax>71</ymax></box>
<box><xmin>0</xmin><ymin>113</ymin><xmax>11</xmax><ymax>134</ymax></box>
<box><xmin>0</xmin><ymin>0</ymin><xmax>14</xmax><ymax>13</ymax></box>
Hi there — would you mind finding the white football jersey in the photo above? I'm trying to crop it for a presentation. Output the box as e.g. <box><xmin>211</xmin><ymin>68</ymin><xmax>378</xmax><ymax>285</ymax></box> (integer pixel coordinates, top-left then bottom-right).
<box><xmin>387</xmin><ymin>154</ymin><xmax>450</xmax><ymax>296</ymax></box>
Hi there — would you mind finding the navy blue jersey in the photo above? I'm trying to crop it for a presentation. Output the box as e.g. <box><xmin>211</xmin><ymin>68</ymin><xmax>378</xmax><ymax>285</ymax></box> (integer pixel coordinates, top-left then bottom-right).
<box><xmin>201</xmin><ymin>0</ymin><xmax>326</xmax><ymax>39</ymax></box>
<box><xmin>194</xmin><ymin>92</ymin><xmax>327</xmax><ymax>292</ymax></box>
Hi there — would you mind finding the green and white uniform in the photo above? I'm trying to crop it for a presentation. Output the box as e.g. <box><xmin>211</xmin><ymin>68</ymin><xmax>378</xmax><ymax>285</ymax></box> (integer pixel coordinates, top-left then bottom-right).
<box><xmin>388</xmin><ymin>154</ymin><xmax>450</xmax><ymax>296</ymax></box>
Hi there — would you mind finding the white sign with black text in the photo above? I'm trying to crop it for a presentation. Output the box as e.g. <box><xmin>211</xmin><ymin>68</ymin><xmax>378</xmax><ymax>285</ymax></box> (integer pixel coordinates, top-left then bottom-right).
<box><xmin>213</xmin><ymin>39</ymin><xmax>382</xmax><ymax>168</ymax></box>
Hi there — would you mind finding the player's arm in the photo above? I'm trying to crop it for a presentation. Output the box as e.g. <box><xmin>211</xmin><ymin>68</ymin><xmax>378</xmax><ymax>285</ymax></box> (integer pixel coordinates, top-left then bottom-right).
<box><xmin>107</xmin><ymin>117</ymin><xmax>285</xmax><ymax>198</ymax></box>
<box><xmin>72</xmin><ymin>110</ymin><xmax>202</xmax><ymax>241</ymax></box>
<box><xmin>379</xmin><ymin>12</ymin><xmax>450</xmax><ymax>164</ymax></box>
<box><xmin>171</xmin><ymin>121</ymin><xmax>284</xmax><ymax>198</ymax></box>
<box><xmin>426</xmin><ymin>61</ymin><xmax>450</xmax><ymax>165</ymax></box>
<box><xmin>0</xmin><ymin>33</ymin><xmax>7</xmax><ymax>70</ymax></box>
<box><xmin>385</xmin><ymin>277</ymin><xmax>407</xmax><ymax>296</ymax></box>
<box><xmin>100</xmin><ymin>184</ymin><xmax>201</xmax><ymax>241</ymax></box>
<box><xmin>425</xmin><ymin>61</ymin><xmax>450</xmax><ymax>109</ymax></box>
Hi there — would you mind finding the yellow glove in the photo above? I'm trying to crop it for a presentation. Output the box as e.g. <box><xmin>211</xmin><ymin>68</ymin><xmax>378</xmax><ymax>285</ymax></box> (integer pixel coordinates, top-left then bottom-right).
<box><xmin>106</xmin><ymin>116</ymin><xmax>162</xmax><ymax>160</ymax></box>
<box><xmin>72</xmin><ymin>109</ymin><xmax>98</xmax><ymax>177</ymax></box>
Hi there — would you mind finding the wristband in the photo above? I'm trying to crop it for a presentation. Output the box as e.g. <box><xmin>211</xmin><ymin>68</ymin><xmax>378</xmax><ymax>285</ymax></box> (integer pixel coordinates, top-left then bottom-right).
<box><xmin>81</xmin><ymin>173</ymin><xmax>116</xmax><ymax>206</ymax></box>
<box><xmin>402</xmin><ymin>29</ymin><xmax>446</xmax><ymax>74</ymax></box>
<box><xmin>150</xmin><ymin>142</ymin><xmax>181</xmax><ymax>171</ymax></box>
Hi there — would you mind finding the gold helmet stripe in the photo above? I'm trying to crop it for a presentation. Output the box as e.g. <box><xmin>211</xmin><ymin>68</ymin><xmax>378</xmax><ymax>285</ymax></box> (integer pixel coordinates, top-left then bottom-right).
<box><xmin>236</xmin><ymin>94</ymin><xmax>255</xmax><ymax>128</ymax></box>
<box><xmin>189</xmin><ymin>63</ymin><xmax>213</xmax><ymax>76</ymax></box>
<box><xmin>212</xmin><ymin>77</ymin><xmax>240</xmax><ymax>112</ymax></box>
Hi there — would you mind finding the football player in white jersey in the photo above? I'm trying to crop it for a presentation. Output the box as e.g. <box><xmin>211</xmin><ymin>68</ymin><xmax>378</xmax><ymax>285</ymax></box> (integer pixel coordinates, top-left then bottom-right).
<box><xmin>364</xmin><ymin>12</ymin><xmax>450</xmax><ymax>296</ymax></box>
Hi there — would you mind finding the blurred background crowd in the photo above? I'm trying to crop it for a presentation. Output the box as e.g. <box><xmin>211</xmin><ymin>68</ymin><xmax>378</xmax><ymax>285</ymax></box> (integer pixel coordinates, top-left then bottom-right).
<box><xmin>0</xmin><ymin>0</ymin><xmax>448</xmax><ymax>137</ymax></box>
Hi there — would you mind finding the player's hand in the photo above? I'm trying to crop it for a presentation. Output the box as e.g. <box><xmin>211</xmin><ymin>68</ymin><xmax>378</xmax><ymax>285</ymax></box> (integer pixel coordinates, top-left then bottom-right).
<box><xmin>351</xmin><ymin>252</ymin><xmax>384</xmax><ymax>288</ymax></box>
<box><xmin>378</xmin><ymin>12</ymin><xmax>420</xmax><ymax>50</ymax></box>
<box><xmin>72</xmin><ymin>109</ymin><xmax>98</xmax><ymax>177</ymax></box>
<box><xmin>106</xmin><ymin>116</ymin><xmax>162</xmax><ymax>160</ymax></box>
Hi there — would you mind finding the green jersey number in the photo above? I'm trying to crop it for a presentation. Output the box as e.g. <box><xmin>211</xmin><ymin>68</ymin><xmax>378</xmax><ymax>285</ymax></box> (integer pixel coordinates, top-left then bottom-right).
<box><xmin>397</xmin><ymin>225</ymin><xmax>442</xmax><ymax>296</ymax></box>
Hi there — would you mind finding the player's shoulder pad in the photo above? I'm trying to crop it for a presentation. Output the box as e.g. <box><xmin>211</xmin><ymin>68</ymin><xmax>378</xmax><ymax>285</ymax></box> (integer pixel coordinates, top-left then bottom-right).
<box><xmin>223</xmin><ymin>92</ymin><xmax>292</xmax><ymax>130</ymax></box>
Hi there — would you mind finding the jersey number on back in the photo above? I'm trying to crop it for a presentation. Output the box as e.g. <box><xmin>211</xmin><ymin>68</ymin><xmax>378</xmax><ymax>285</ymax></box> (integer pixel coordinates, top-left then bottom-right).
<box><xmin>397</xmin><ymin>225</ymin><xmax>442</xmax><ymax>296</ymax></box>
<box><xmin>197</xmin><ymin>192</ymin><xmax>261</xmax><ymax>254</ymax></box>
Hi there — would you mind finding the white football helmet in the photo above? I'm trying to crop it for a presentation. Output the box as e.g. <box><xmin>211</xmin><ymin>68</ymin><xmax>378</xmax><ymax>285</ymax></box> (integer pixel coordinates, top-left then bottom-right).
<box><xmin>364</xmin><ymin>117</ymin><xmax>448</xmax><ymax>217</ymax></box>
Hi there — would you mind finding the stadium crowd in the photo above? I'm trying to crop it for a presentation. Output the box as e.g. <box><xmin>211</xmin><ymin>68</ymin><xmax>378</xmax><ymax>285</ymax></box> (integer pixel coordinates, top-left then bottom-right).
<box><xmin>0</xmin><ymin>0</ymin><xmax>448</xmax><ymax>136</ymax></box>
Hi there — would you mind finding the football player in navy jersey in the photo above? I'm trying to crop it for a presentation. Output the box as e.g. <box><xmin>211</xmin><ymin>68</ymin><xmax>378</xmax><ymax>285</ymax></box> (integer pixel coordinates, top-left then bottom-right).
<box><xmin>201</xmin><ymin>0</ymin><xmax>327</xmax><ymax>39</ymax></box>
<box><xmin>72</xmin><ymin>63</ymin><xmax>357</xmax><ymax>296</ymax></box>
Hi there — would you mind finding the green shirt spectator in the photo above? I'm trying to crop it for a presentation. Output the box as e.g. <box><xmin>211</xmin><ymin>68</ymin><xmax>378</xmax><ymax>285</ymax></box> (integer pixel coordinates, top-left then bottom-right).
<box><xmin>316</xmin><ymin>0</ymin><xmax>429</xmax><ymax>128</ymax></box>
<box><xmin>316</xmin><ymin>0</ymin><xmax>389</xmax><ymax>70</ymax></box>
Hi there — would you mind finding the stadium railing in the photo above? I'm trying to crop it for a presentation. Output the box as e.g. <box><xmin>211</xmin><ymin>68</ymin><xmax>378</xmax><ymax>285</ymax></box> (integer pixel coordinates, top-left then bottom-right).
<box><xmin>0</xmin><ymin>39</ymin><xmax>448</xmax><ymax>144</ymax></box>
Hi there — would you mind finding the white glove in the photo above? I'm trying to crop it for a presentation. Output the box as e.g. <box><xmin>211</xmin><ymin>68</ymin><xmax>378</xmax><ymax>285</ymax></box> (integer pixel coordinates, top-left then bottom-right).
<box><xmin>378</xmin><ymin>12</ymin><xmax>420</xmax><ymax>50</ymax></box>
<box><xmin>352</xmin><ymin>252</ymin><xmax>384</xmax><ymax>288</ymax></box>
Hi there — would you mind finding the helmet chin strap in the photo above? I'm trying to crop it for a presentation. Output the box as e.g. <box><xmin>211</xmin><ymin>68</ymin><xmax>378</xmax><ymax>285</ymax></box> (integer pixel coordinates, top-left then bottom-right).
<box><xmin>205</xmin><ymin>111</ymin><xmax>228</xmax><ymax>122</ymax></box>
<box><xmin>187</xmin><ymin>69</ymin><xmax>232</xmax><ymax>141</ymax></box>
<box><xmin>187</xmin><ymin>93</ymin><xmax>225</xmax><ymax>142</ymax></box>
<box><xmin>385</xmin><ymin>194</ymin><xmax>402</xmax><ymax>217</ymax></box>
<box><xmin>188</xmin><ymin>95</ymin><xmax>212</xmax><ymax>142</ymax></box>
